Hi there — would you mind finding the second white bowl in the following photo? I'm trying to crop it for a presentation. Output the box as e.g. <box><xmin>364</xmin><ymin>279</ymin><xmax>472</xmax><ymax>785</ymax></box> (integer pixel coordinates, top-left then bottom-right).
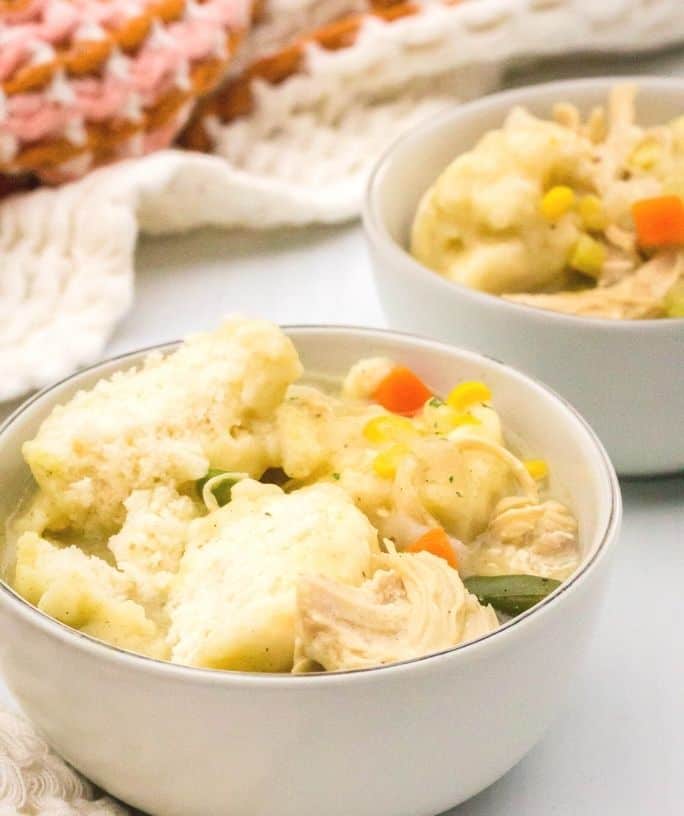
<box><xmin>363</xmin><ymin>76</ymin><xmax>684</xmax><ymax>477</ymax></box>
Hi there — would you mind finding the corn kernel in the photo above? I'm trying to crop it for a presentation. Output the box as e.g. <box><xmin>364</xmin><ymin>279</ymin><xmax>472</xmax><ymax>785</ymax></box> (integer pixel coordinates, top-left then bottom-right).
<box><xmin>372</xmin><ymin>444</ymin><xmax>410</xmax><ymax>479</ymax></box>
<box><xmin>524</xmin><ymin>459</ymin><xmax>549</xmax><ymax>480</ymax></box>
<box><xmin>363</xmin><ymin>414</ymin><xmax>417</xmax><ymax>445</ymax></box>
<box><xmin>568</xmin><ymin>234</ymin><xmax>605</xmax><ymax>278</ymax></box>
<box><xmin>447</xmin><ymin>381</ymin><xmax>492</xmax><ymax>411</ymax></box>
<box><xmin>540</xmin><ymin>186</ymin><xmax>576</xmax><ymax>221</ymax></box>
<box><xmin>664</xmin><ymin>280</ymin><xmax>684</xmax><ymax>318</ymax></box>
<box><xmin>629</xmin><ymin>140</ymin><xmax>661</xmax><ymax>171</ymax></box>
<box><xmin>578</xmin><ymin>194</ymin><xmax>607</xmax><ymax>232</ymax></box>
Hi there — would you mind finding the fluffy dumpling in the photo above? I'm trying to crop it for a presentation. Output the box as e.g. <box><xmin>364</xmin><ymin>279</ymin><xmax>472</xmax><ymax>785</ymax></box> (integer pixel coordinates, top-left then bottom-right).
<box><xmin>166</xmin><ymin>480</ymin><xmax>378</xmax><ymax>672</ymax></box>
<box><xmin>411</xmin><ymin>107</ymin><xmax>595</xmax><ymax>293</ymax></box>
<box><xmin>14</xmin><ymin>532</ymin><xmax>166</xmax><ymax>658</ymax></box>
<box><xmin>294</xmin><ymin>549</ymin><xmax>498</xmax><ymax>672</ymax></box>
<box><xmin>107</xmin><ymin>486</ymin><xmax>198</xmax><ymax>616</ymax></box>
<box><xmin>22</xmin><ymin>318</ymin><xmax>302</xmax><ymax>535</ymax></box>
<box><xmin>379</xmin><ymin>433</ymin><xmax>530</xmax><ymax>548</ymax></box>
<box><xmin>276</xmin><ymin>385</ymin><xmax>338</xmax><ymax>480</ymax></box>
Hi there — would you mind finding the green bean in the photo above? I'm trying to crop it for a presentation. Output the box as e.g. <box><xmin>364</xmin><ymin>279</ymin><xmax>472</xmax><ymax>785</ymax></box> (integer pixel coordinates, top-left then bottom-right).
<box><xmin>463</xmin><ymin>575</ymin><xmax>561</xmax><ymax>615</ymax></box>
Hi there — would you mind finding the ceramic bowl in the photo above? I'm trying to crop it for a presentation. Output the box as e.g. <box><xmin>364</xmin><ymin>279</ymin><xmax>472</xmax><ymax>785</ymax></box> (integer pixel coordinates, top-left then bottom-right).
<box><xmin>0</xmin><ymin>326</ymin><xmax>620</xmax><ymax>816</ymax></box>
<box><xmin>363</xmin><ymin>76</ymin><xmax>684</xmax><ymax>477</ymax></box>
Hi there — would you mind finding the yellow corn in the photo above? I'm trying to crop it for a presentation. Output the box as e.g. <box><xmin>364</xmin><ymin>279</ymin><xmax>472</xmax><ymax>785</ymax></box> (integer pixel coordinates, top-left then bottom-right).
<box><xmin>524</xmin><ymin>459</ymin><xmax>549</xmax><ymax>480</ymax></box>
<box><xmin>540</xmin><ymin>186</ymin><xmax>576</xmax><ymax>221</ymax></box>
<box><xmin>664</xmin><ymin>280</ymin><xmax>684</xmax><ymax>318</ymax></box>
<box><xmin>447</xmin><ymin>381</ymin><xmax>492</xmax><ymax>411</ymax></box>
<box><xmin>372</xmin><ymin>444</ymin><xmax>410</xmax><ymax>479</ymax></box>
<box><xmin>363</xmin><ymin>414</ymin><xmax>417</xmax><ymax>445</ymax></box>
<box><xmin>569</xmin><ymin>235</ymin><xmax>605</xmax><ymax>278</ymax></box>
<box><xmin>629</xmin><ymin>140</ymin><xmax>661</xmax><ymax>171</ymax></box>
<box><xmin>578</xmin><ymin>194</ymin><xmax>607</xmax><ymax>232</ymax></box>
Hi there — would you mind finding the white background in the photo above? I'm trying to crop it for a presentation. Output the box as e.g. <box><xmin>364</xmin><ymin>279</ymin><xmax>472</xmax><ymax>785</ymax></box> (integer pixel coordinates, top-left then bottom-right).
<box><xmin>1</xmin><ymin>48</ymin><xmax>683</xmax><ymax>815</ymax></box>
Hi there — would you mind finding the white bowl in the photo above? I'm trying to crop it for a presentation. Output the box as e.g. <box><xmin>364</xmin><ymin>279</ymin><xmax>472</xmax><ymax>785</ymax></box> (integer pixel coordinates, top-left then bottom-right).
<box><xmin>0</xmin><ymin>327</ymin><xmax>620</xmax><ymax>816</ymax></box>
<box><xmin>363</xmin><ymin>76</ymin><xmax>684</xmax><ymax>477</ymax></box>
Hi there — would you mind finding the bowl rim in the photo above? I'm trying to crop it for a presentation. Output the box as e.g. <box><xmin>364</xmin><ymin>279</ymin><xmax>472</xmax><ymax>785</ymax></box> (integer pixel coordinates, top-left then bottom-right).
<box><xmin>363</xmin><ymin>74</ymin><xmax>684</xmax><ymax>330</ymax></box>
<box><xmin>0</xmin><ymin>325</ymin><xmax>621</xmax><ymax>686</ymax></box>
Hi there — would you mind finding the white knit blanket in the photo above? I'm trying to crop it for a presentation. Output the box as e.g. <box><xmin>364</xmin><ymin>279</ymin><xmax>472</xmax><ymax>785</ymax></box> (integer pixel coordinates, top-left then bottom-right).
<box><xmin>0</xmin><ymin>706</ymin><xmax>127</xmax><ymax>816</ymax></box>
<box><xmin>1</xmin><ymin>0</ymin><xmax>683</xmax><ymax>403</ymax></box>
<box><xmin>0</xmin><ymin>5</ymin><xmax>683</xmax><ymax>804</ymax></box>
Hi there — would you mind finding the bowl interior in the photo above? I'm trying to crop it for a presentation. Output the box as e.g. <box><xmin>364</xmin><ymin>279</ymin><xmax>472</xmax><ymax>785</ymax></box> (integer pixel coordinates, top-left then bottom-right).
<box><xmin>370</xmin><ymin>77</ymin><xmax>684</xmax><ymax>254</ymax></box>
<box><xmin>0</xmin><ymin>327</ymin><xmax>615</xmax><ymax>589</ymax></box>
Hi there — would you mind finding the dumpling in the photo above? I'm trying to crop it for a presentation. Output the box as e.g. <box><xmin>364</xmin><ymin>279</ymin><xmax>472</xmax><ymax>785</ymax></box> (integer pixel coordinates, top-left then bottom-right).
<box><xmin>107</xmin><ymin>486</ymin><xmax>198</xmax><ymax>617</ymax></box>
<box><xmin>22</xmin><ymin>318</ymin><xmax>302</xmax><ymax>535</ymax></box>
<box><xmin>275</xmin><ymin>385</ymin><xmax>337</xmax><ymax>480</ymax></box>
<box><xmin>166</xmin><ymin>480</ymin><xmax>378</xmax><ymax>672</ymax></box>
<box><xmin>381</xmin><ymin>434</ymin><xmax>532</xmax><ymax>546</ymax></box>
<box><xmin>14</xmin><ymin>532</ymin><xmax>166</xmax><ymax>658</ymax></box>
<box><xmin>411</xmin><ymin>107</ymin><xmax>596</xmax><ymax>293</ymax></box>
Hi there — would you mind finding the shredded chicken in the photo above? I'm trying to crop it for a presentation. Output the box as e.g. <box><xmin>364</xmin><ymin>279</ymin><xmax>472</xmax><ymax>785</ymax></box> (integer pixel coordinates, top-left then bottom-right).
<box><xmin>505</xmin><ymin>250</ymin><xmax>683</xmax><ymax>319</ymax></box>
<box><xmin>595</xmin><ymin>84</ymin><xmax>642</xmax><ymax>193</ymax></box>
<box><xmin>466</xmin><ymin>496</ymin><xmax>579</xmax><ymax>581</ymax></box>
<box><xmin>604</xmin><ymin>223</ymin><xmax>638</xmax><ymax>256</ymax></box>
<box><xmin>552</xmin><ymin>102</ymin><xmax>581</xmax><ymax>133</ymax></box>
<box><xmin>293</xmin><ymin>550</ymin><xmax>498</xmax><ymax>672</ymax></box>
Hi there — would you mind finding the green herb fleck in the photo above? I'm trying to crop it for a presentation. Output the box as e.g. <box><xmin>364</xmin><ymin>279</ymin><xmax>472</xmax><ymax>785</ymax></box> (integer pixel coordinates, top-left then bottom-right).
<box><xmin>428</xmin><ymin>397</ymin><xmax>444</xmax><ymax>408</ymax></box>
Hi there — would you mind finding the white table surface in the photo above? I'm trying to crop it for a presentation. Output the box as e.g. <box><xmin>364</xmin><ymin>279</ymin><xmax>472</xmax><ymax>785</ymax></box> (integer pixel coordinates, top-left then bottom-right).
<box><xmin>2</xmin><ymin>48</ymin><xmax>684</xmax><ymax>816</ymax></box>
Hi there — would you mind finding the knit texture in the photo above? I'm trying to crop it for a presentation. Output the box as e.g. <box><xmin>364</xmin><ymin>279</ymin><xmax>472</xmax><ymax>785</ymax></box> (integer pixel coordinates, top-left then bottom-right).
<box><xmin>0</xmin><ymin>0</ymin><xmax>683</xmax><ymax>403</ymax></box>
<box><xmin>0</xmin><ymin>705</ymin><xmax>127</xmax><ymax>816</ymax></box>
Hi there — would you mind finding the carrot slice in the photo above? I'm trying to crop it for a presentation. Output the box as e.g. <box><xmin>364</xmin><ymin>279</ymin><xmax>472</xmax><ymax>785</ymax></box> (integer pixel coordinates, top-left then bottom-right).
<box><xmin>632</xmin><ymin>195</ymin><xmax>684</xmax><ymax>248</ymax></box>
<box><xmin>373</xmin><ymin>366</ymin><xmax>432</xmax><ymax>415</ymax></box>
<box><xmin>406</xmin><ymin>528</ymin><xmax>458</xmax><ymax>569</ymax></box>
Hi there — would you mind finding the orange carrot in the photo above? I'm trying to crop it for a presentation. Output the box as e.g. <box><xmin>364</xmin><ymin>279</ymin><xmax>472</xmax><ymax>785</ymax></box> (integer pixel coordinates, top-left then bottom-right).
<box><xmin>406</xmin><ymin>528</ymin><xmax>458</xmax><ymax>569</ymax></box>
<box><xmin>632</xmin><ymin>195</ymin><xmax>684</xmax><ymax>248</ymax></box>
<box><xmin>373</xmin><ymin>366</ymin><xmax>432</xmax><ymax>415</ymax></box>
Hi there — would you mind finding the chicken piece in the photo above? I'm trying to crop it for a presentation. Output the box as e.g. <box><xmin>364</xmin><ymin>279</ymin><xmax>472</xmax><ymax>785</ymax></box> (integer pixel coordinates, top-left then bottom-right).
<box><xmin>293</xmin><ymin>549</ymin><xmax>498</xmax><ymax>672</ymax></box>
<box><xmin>505</xmin><ymin>250</ymin><xmax>683</xmax><ymax>319</ymax></box>
<box><xmin>594</xmin><ymin>84</ymin><xmax>642</xmax><ymax>192</ymax></box>
<box><xmin>166</xmin><ymin>480</ymin><xmax>378</xmax><ymax>672</ymax></box>
<box><xmin>14</xmin><ymin>533</ymin><xmax>167</xmax><ymax>659</ymax></box>
<box><xmin>466</xmin><ymin>496</ymin><xmax>579</xmax><ymax>581</ymax></box>
<box><xmin>22</xmin><ymin>318</ymin><xmax>302</xmax><ymax>535</ymax></box>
